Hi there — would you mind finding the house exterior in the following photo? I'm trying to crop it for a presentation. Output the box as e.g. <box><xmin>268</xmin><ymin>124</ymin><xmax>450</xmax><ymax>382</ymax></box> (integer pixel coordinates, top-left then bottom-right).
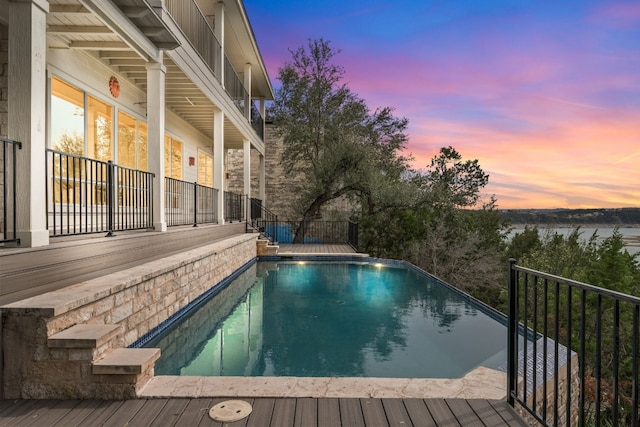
<box><xmin>0</xmin><ymin>0</ymin><xmax>273</xmax><ymax>248</ymax></box>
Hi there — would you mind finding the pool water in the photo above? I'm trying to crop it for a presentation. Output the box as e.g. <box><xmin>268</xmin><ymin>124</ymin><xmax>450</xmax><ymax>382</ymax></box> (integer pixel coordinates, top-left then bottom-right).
<box><xmin>145</xmin><ymin>260</ymin><xmax>509</xmax><ymax>378</ymax></box>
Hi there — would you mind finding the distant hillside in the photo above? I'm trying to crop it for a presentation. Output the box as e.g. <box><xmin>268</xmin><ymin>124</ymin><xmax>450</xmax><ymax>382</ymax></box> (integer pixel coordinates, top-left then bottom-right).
<box><xmin>499</xmin><ymin>208</ymin><xmax>640</xmax><ymax>226</ymax></box>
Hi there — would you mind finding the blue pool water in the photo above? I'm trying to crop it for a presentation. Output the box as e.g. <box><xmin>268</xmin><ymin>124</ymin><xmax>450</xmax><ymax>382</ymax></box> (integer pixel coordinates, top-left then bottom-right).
<box><xmin>145</xmin><ymin>260</ymin><xmax>509</xmax><ymax>378</ymax></box>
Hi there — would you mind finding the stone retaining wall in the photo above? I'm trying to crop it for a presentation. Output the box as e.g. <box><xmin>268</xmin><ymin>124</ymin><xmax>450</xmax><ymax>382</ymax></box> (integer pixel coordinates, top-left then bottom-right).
<box><xmin>1</xmin><ymin>234</ymin><xmax>257</xmax><ymax>399</ymax></box>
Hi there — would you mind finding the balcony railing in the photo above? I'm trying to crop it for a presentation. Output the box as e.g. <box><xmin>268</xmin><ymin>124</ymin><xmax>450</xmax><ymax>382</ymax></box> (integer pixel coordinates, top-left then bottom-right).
<box><xmin>165</xmin><ymin>0</ymin><xmax>253</xmax><ymax>123</ymax></box>
<box><xmin>224</xmin><ymin>55</ymin><xmax>249</xmax><ymax>117</ymax></box>
<box><xmin>165</xmin><ymin>177</ymin><xmax>218</xmax><ymax>227</ymax></box>
<box><xmin>46</xmin><ymin>149</ymin><xmax>154</xmax><ymax>236</ymax></box>
<box><xmin>507</xmin><ymin>259</ymin><xmax>640</xmax><ymax>427</ymax></box>
<box><xmin>165</xmin><ymin>0</ymin><xmax>222</xmax><ymax>80</ymax></box>
<box><xmin>251</xmin><ymin>101</ymin><xmax>264</xmax><ymax>140</ymax></box>
<box><xmin>0</xmin><ymin>137</ymin><xmax>21</xmax><ymax>245</ymax></box>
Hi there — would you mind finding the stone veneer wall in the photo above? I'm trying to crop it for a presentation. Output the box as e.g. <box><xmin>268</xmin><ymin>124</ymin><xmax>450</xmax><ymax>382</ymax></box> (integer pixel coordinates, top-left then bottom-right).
<box><xmin>1</xmin><ymin>234</ymin><xmax>257</xmax><ymax>399</ymax></box>
<box><xmin>225</xmin><ymin>124</ymin><xmax>357</xmax><ymax>221</ymax></box>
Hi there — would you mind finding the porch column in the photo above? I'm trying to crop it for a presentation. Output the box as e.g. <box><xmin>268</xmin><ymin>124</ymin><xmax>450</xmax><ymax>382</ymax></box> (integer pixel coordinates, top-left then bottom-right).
<box><xmin>259</xmin><ymin>97</ymin><xmax>266</xmax><ymax>203</ymax></box>
<box><xmin>213</xmin><ymin>109</ymin><xmax>224</xmax><ymax>224</ymax></box>
<box><xmin>8</xmin><ymin>0</ymin><xmax>49</xmax><ymax>247</ymax></box>
<box><xmin>259</xmin><ymin>153</ymin><xmax>266</xmax><ymax>203</ymax></box>
<box><xmin>243</xmin><ymin>139</ymin><xmax>251</xmax><ymax>199</ymax></box>
<box><xmin>146</xmin><ymin>58</ymin><xmax>166</xmax><ymax>231</ymax></box>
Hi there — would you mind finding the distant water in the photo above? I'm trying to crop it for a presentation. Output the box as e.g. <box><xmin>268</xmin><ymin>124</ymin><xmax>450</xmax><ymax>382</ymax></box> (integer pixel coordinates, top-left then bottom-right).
<box><xmin>508</xmin><ymin>227</ymin><xmax>640</xmax><ymax>256</ymax></box>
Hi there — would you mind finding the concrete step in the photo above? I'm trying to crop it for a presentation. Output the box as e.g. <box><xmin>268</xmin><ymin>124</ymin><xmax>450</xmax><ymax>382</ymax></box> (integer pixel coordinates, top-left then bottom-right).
<box><xmin>48</xmin><ymin>324</ymin><xmax>120</xmax><ymax>349</ymax></box>
<box><xmin>93</xmin><ymin>348</ymin><xmax>161</xmax><ymax>375</ymax></box>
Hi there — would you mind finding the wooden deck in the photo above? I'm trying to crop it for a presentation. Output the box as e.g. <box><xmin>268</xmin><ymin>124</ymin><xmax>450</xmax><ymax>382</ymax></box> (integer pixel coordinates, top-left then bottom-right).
<box><xmin>0</xmin><ymin>397</ymin><xmax>528</xmax><ymax>426</ymax></box>
<box><xmin>277</xmin><ymin>244</ymin><xmax>358</xmax><ymax>254</ymax></box>
<box><xmin>0</xmin><ymin>224</ymin><xmax>247</xmax><ymax>305</ymax></box>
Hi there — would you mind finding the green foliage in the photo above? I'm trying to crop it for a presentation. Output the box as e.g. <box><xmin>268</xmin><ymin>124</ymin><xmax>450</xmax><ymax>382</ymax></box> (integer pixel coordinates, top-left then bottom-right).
<box><xmin>270</xmin><ymin>39</ymin><xmax>410</xmax><ymax>242</ymax></box>
<box><xmin>507</xmin><ymin>227</ymin><xmax>640</xmax><ymax>424</ymax></box>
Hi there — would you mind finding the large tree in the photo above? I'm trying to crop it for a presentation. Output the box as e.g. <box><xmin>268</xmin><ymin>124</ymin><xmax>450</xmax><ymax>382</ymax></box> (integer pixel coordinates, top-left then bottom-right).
<box><xmin>270</xmin><ymin>39</ymin><xmax>410</xmax><ymax>242</ymax></box>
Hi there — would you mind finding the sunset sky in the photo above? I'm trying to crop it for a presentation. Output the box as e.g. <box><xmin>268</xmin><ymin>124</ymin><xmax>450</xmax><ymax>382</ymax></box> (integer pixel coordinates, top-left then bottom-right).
<box><xmin>244</xmin><ymin>0</ymin><xmax>640</xmax><ymax>209</ymax></box>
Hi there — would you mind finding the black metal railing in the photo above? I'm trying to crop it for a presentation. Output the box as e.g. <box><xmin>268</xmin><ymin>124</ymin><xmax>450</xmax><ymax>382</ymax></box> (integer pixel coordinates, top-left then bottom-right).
<box><xmin>251</xmin><ymin>101</ymin><xmax>264</xmax><ymax>140</ymax></box>
<box><xmin>246</xmin><ymin>197</ymin><xmax>279</xmax><ymax>242</ymax></box>
<box><xmin>1</xmin><ymin>137</ymin><xmax>21</xmax><ymax>245</ymax></box>
<box><xmin>253</xmin><ymin>220</ymin><xmax>358</xmax><ymax>247</ymax></box>
<box><xmin>46</xmin><ymin>149</ymin><xmax>154</xmax><ymax>236</ymax></box>
<box><xmin>224</xmin><ymin>55</ymin><xmax>249</xmax><ymax>116</ymax></box>
<box><xmin>224</xmin><ymin>191</ymin><xmax>244</xmax><ymax>222</ymax></box>
<box><xmin>348</xmin><ymin>221</ymin><xmax>359</xmax><ymax>250</ymax></box>
<box><xmin>508</xmin><ymin>259</ymin><xmax>640</xmax><ymax>427</ymax></box>
<box><xmin>165</xmin><ymin>0</ymin><xmax>222</xmax><ymax>80</ymax></box>
<box><xmin>165</xmin><ymin>177</ymin><xmax>218</xmax><ymax>227</ymax></box>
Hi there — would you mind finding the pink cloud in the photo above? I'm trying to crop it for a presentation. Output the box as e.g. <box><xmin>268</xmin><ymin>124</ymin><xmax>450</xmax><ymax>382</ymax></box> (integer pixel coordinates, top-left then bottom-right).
<box><xmin>589</xmin><ymin>1</ymin><xmax>640</xmax><ymax>29</ymax></box>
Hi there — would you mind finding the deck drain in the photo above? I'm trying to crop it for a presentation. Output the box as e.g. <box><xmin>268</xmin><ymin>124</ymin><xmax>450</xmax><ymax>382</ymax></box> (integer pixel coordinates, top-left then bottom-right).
<box><xmin>208</xmin><ymin>400</ymin><xmax>252</xmax><ymax>422</ymax></box>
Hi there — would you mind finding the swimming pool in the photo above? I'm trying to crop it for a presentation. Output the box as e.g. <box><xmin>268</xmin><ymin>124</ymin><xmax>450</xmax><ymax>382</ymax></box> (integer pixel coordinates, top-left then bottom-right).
<box><xmin>142</xmin><ymin>259</ymin><xmax>509</xmax><ymax>379</ymax></box>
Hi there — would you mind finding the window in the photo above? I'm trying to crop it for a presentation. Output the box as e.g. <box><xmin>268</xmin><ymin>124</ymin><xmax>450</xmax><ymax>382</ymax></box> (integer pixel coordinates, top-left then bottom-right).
<box><xmin>51</xmin><ymin>76</ymin><xmax>147</xmax><ymax>169</ymax></box>
<box><xmin>164</xmin><ymin>135</ymin><xmax>183</xmax><ymax>179</ymax></box>
<box><xmin>198</xmin><ymin>151</ymin><xmax>214</xmax><ymax>187</ymax></box>
<box><xmin>51</xmin><ymin>77</ymin><xmax>85</xmax><ymax>155</ymax></box>
<box><xmin>118</xmin><ymin>111</ymin><xmax>148</xmax><ymax>170</ymax></box>
<box><xmin>87</xmin><ymin>96</ymin><xmax>113</xmax><ymax>162</ymax></box>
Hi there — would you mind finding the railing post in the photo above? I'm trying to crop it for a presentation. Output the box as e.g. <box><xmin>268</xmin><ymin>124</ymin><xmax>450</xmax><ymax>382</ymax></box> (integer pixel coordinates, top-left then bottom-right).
<box><xmin>193</xmin><ymin>181</ymin><xmax>198</xmax><ymax>227</ymax></box>
<box><xmin>507</xmin><ymin>258</ymin><xmax>518</xmax><ymax>406</ymax></box>
<box><xmin>105</xmin><ymin>161</ymin><xmax>116</xmax><ymax>237</ymax></box>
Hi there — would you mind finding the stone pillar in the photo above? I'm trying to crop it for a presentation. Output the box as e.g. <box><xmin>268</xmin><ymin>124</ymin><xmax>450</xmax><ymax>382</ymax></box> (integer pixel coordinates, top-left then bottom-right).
<box><xmin>146</xmin><ymin>58</ymin><xmax>166</xmax><ymax>231</ymax></box>
<box><xmin>243</xmin><ymin>139</ymin><xmax>250</xmax><ymax>199</ymax></box>
<box><xmin>213</xmin><ymin>109</ymin><xmax>224</xmax><ymax>223</ymax></box>
<box><xmin>8</xmin><ymin>0</ymin><xmax>49</xmax><ymax>247</ymax></box>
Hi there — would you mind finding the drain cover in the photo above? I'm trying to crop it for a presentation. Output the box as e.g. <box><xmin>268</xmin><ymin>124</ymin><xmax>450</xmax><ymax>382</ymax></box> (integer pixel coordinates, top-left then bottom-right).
<box><xmin>208</xmin><ymin>400</ymin><xmax>253</xmax><ymax>422</ymax></box>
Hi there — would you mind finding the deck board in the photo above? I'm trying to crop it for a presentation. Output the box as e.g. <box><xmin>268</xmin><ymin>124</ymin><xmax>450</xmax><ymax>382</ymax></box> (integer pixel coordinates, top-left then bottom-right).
<box><xmin>339</xmin><ymin>398</ymin><xmax>366</xmax><ymax>427</ymax></box>
<box><xmin>423</xmin><ymin>399</ymin><xmax>461</xmax><ymax>427</ymax></box>
<box><xmin>148</xmin><ymin>398</ymin><xmax>190</xmax><ymax>427</ymax></box>
<box><xmin>444</xmin><ymin>399</ymin><xmax>484</xmax><ymax>427</ymax></box>
<box><xmin>317</xmin><ymin>398</ymin><xmax>341</xmax><ymax>427</ymax></box>
<box><xmin>294</xmin><ymin>398</ymin><xmax>317</xmax><ymax>427</ymax></box>
<box><xmin>403</xmin><ymin>398</ymin><xmax>437</xmax><ymax>426</ymax></box>
<box><xmin>360</xmin><ymin>398</ymin><xmax>388</xmax><ymax>427</ymax></box>
<box><xmin>0</xmin><ymin>398</ymin><xmax>526</xmax><ymax>427</ymax></box>
<box><xmin>382</xmin><ymin>398</ymin><xmax>413</xmax><ymax>426</ymax></box>
<box><xmin>489</xmin><ymin>400</ymin><xmax>530</xmax><ymax>427</ymax></box>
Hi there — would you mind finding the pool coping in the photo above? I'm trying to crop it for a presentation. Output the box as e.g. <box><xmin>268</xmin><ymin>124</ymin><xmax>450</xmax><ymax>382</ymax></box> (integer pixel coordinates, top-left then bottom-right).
<box><xmin>140</xmin><ymin>366</ymin><xmax>508</xmax><ymax>400</ymax></box>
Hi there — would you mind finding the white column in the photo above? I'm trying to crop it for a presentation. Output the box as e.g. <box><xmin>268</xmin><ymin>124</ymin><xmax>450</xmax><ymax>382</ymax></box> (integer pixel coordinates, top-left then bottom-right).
<box><xmin>8</xmin><ymin>0</ymin><xmax>49</xmax><ymax>247</ymax></box>
<box><xmin>259</xmin><ymin>154</ymin><xmax>266</xmax><ymax>203</ymax></box>
<box><xmin>213</xmin><ymin>109</ymin><xmax>225</xmax><ymax>223</ymax></box>
<box><xmin>146</xmin><ymin>58</ymin><xmax>166</xmax><ymax>231</ymax></box>
<box><xmin>243</xmin><ymin>139</ymin><xmax>251</xmax><ymax>199</ymax></box>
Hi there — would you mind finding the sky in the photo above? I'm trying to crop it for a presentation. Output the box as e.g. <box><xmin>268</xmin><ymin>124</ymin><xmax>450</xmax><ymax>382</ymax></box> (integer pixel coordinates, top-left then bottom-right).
<box><xmin>243</xmin><ymin>0</ymin><xmax>640</xmax><ymax>210</ymax></box>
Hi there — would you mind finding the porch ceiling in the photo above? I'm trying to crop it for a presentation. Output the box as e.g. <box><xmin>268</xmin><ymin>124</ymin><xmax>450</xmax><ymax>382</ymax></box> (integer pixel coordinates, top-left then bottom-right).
<box><xmin>46</xmin><ymin>0</ymin><xmax>245</xmax><ymax>149</ymax></box>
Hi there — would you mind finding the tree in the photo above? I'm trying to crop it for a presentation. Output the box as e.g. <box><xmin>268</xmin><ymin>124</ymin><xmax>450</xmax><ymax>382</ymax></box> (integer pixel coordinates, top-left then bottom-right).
<box><xmin>270</xmin><ymin>39</ymin><xmax>410</xmax><ymax>242</ymax></box>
